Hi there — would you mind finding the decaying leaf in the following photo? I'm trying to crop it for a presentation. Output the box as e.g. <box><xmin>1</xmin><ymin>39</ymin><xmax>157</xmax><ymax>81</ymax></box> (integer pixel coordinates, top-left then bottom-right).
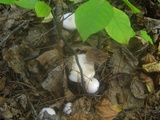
<box><xmin>140</xmin><ymin>73</ymin><xmax>155</xmax><ymax>92</ymax></box>
<box><xmin>110</xmin><ymin>46</ymin><xmax>138</xmax><ymax>74</ymax></box>
<box><xmin>130</xmin><ymin>75</ymin><xmax>148</xmax><ymax>99</ymax></box>
<box><xmin>140</xmin><ymin>53</ymin><xmax>156</xmax><ymax>64</ymax></box>
<box><xmin>142</xmin><ymin>62</ymin><xmax>160</xmax><ymax>72</ymax></box>
<box><xmin>41</xmin><ymin>65</ymin><xmax>63</xmax><ymax>96</ymax></box>
<box><xmin>95</xmin><ymin>99</ymin><xmax>121</xmax><ymax>120</ymax></box>
<box><xmin>86</xmin><ymin>48</ymin><xmax>108</xmax><ymax>65</ymax></box>
<box><xmin>3</xmin><ymin>45</ymin><xmax>25</xmax><ymax>74</ymax></box>
<box><xmin>36</xmin><ymin>49</ymin><xmax>59</xmax><ymax>67</ymax></box>
<box><xmin>68</xmin><ymin>110</ymin><xmax>87</xmax><ymax>120</ymax></box>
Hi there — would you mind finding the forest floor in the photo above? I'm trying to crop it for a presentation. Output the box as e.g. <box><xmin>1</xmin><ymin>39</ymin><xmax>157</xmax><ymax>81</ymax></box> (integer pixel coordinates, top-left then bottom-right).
<box><xmin>0</xmin><ymin>0</ymin><xmax>160</xmax><ymax>120</ymax></box>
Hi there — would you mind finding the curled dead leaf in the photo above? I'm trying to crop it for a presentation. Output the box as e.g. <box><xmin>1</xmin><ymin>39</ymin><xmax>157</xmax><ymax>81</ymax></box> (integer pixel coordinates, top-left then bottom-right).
<box><xmin>95</xmin><ymin>99</ymin><xmax>121</xmax><ymax>120</ymax></box>
<box><xmin>140</xmin><ymin>73</ymin><xmax>155</xmax><ymax>92</ymax></box>
<box><xmin>142</xmin><ymin>62</ymin><xmax>160</xmax><ymax>72</ymax></box>
<box><xmin>140</xmin><ymin>53</ymin><xmax>156</xmax><ymax>64</ymax></box>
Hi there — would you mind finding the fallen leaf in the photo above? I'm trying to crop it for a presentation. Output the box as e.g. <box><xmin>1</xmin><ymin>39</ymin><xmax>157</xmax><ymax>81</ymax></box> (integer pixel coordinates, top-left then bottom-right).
<box><xmin>36</xmin><ymin>49</ymin><xmax>59</xmax><ymax>67</ymax></box>
<box><xmin>140</xmin><ymin>73</ymin><xmax>155</xmax><ymax>92</ymax></box>
<box><xmin>86</xmin><ymin>48</ymin><xmax>108</xmax><ymax>65</ymax></box>
<box><xmin>142</xmin><ymin>62</ymin><xmax>160</xmax><ymax>72</ymax></box>
<box><xmin>68</xmin><ymin>110</ymin><xmax>87</xmax><ymax>120</ymax></box>
<box><xmin>140</xmin><ymin>53</ymin><xmax>156</xmax><ymax>64</ymax></box>
<box><xmin>130</xmin><ymin>75</ymin><xmax>148</xmax><ymax>99</ymax></box>
<box><xmin>41</xmin><ymin>65</ymin><xmax>63</xmax><ymax>96</ymax></box>
<box><xmin>95</xmin><ymin>99</ymin><xmax>121</xmax><ymax>120</ymax></box>
<box><xmin>110</xmin><ymin>46</ymin><xmax>138</xmax><ymax>74</ymax></box>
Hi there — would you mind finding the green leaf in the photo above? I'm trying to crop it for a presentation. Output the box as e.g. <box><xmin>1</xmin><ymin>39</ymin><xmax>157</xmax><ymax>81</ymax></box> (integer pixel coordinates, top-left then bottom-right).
<box><xmin>0</xmin><ymin>0</ymin><xmax>15</xmax><ymax>4</ymax></box>
<box><xmin>14</xmin><ymin>0</ymin><xmax>38</xmax><ymax>9</ymax></box>
<box><xmin>158</xmin><ymin>0</ymin><xmax>160</xmax><ymax>3</ymax></box>
<box><xmin>75</xmin><ymin>0</ymin><xmax>113</xmax><ymax>41</ymax></box>
<box><xmin>105</xmin><ymin>7</ymin><xmax>135</xmax><ymax>44</ymax></box>
<box><xmin>35</xmin><ymin>1</ymin><xmax>51</xmax><ymax>17</ymax></box>
<box><xmin>123</xmin><ymin>0</ymin><xmax>140</xmax><ymax>14</ymax></box>
<box><xmin>140</xmin><ymin>30</ymin><xmax>153</xmax><ymax>44</ymax></box>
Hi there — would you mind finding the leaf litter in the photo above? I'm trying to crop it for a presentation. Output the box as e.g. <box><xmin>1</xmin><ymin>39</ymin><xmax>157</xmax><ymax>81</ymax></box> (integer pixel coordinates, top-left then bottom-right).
<box><xmin>0</xmin><ymin>1</ymin><xmax>160</xmax><ymax>120</ymax></box>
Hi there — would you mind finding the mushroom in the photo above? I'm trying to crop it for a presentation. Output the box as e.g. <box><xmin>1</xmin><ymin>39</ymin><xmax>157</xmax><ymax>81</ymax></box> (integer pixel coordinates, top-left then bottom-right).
<box><xmin>85</xmin><ymin>78</ymin><xmax>100</xmax><ymax>94</ymax></box>
<box><xmin>69</xmin><ymin>54</ymin><xmax>95</xmax><ymax>83</ymax></box>
<box><xmin>61</xmin><ymin>13</ymin><xmax>76</xmax><ymax>31</ymax></box>
<box><xmin>68</xmin><ymin>54</ymin><xmax>100</xmax><ymax>94</ymax></box>
<box><xmin>63</xmin><ymin>102</ymin><xmax>73</xmax><ymax>115</ymax></box>
<box><xmin>38</xmin><ymin>108</ymin><xmax>56</xmax><ymax>120</ymax></box>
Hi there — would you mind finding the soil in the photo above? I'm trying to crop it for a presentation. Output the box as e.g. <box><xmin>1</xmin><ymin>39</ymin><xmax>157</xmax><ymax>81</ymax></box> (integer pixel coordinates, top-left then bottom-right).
<box><xmin>0</xmin><ymin>0</ymin><xmax>160</xmax><ymax>120</ymax></box>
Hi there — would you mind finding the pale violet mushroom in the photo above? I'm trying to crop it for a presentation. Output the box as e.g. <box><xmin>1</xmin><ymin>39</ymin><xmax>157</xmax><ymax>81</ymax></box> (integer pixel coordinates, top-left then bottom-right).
<box><xmin>39</xmin><ymin>108</ymin><xmax>56</xmax><ymax>120</ymax></box>
<box><xmin>85</xmin><ymin>77</ymin><xmax>100</xmax><ymax>94</ymax></box>
<box><xmin>69</xmin><ymin>54</ymin><xmax>100</xmax><ymax>94</ymax></box>
<box><xmin>63</xmin><ymin>102</ymin><xmax>73</xmax><ymax>115</ymax></box>
<box><xmin>69</xmin><ymin>54</ymin><xmax>95</xmax><ymax>83</ymax></box>
<box><xmin>61</xmin><ymin>13</ymin><xmax>76</xmax><ymax>30</ymax></box>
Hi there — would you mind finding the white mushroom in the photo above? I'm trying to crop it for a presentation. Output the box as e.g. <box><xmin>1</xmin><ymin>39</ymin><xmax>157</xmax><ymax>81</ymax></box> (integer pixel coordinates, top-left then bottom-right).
<box><xmin>69</xmin><ymin>54</ymin><xmax>95</xmax><ymax>83</ymax></box>
<box><xmin>63</xmin><ymin>102</ymin><xmax>73</xmax><ymax>115</ymax></box>
<box><xmin>61</xmin><ymin>13</ymin><xmax>76</xmax><ymax>30</ymax></box>
<box><xmin>85</xmin><ymin>78</ymin><xmax>100</xmax><ymax>94</ymax></box>
<box><xmin>39</xmin><ymin>108</ymin><xmax>56</xmax><ymax>120</ymax></box>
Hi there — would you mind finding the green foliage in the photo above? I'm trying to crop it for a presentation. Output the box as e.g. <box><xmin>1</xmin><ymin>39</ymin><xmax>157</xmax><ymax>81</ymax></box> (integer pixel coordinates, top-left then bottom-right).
<box><xmin>0</xmin><ymin>0</ymin><xmax>15</xmax><ymax>4</ymax></box>
<box><xmin>0</xmin><ymin>0</ymin><xmax>51</xmax><ymax>17</ymax></box>
<box><xmin>14</xmin><ymin>0</ymin><xmax>38</xmax><ymax>9</ymax></box>
<box><xmin>105</xmin><ymin>7</ymin><xmax>135</xmax><ymax>44</ymax></box>
<box><xmin>75</xmin><ymin>0</ymin><xmax>113</xmax><ymax>41</ymax></box>
<box><xmin>0</xmin><ymin>0</ymin><xmax>153</xmax><ymax>45</ymax></box>
<box><xmin>123</xmin><ymin>0</ymin><xmax>140</xmax><ymax>14</ymax></box>
<box><xmin>35</xmin><ymin>1</ymin><xmax>51</xmax><ymax>17</ymax></box>
<box><xmin>140</xmin><ymin>30</ymin><xmax>153</xmax><ymax>44</ymax></box>
<box><xmin>158</xmin><ymin>0</ymin><xmax>160</xmax><ymax>3</ymax></box>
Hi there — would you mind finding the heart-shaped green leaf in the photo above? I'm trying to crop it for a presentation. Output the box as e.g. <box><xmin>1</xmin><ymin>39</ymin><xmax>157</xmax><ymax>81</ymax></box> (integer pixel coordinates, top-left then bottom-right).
<box><xmin>15</xmin><ymin>0</ymin><xmax>38</xmax><ymax>9</ymax></box>
<box><xmin>75</xmin><ymin>0</ymin><xmax>113</xmax><ymax>41</ymax></box>
<box><xmin>0</xmin><ymin>0</ymin><xmax>15</xmax><ymax>4</ymax></box>
<box><xmin>35</xmin><ymin>1</ymin><xmax>51</xmax><ymax>17</ymax></box>
<box><xmin>105</xmin><ymin>7</ymin><xmax>135</xmax><ymax>44</ymax></box>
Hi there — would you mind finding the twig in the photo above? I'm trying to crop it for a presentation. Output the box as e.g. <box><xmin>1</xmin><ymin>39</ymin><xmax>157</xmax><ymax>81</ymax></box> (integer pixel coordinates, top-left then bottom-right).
<box><xmin>0</xmin><ymin>20</ymin><xmax>28</xmax><ymax>47</ymax></box>
<box><xmin>52</xmin><ymin>9</ymin><xmax>87</xmax><ymax>94</ymax></box>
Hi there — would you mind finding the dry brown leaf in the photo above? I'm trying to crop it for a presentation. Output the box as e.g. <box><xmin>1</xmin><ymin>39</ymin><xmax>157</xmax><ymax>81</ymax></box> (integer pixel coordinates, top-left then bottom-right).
<box><xmin>41</xmin><ymin>65</ymin><xmax>63</xmax><ymax>96</ymax></box>
<box><xmin>140</xmin><ymin>73</ymin><xmax>155</xmax><ymax>92</ymax></box>
<box><xmin>86</xmin><ymin>48</ymin><xmax>108</xmax><ymax>65</ymax></box>
<box><xmin>68</xmin><ymin>110</ymin><xmax>87</xmax><ymax>120</ymax></box>
<box><xmin>95</xmin><ymin>99</ymin><xmax>121</xmax><ymax>120</ymax></box>
<box><xmin>142</xmin><ymin>62</ymin><xmax>160</xmax><ymax>72</ymax></box>
<box><xmin>36</xmin><ymin>49</ymin><xmax>58</xmax><ymax>66</ymax></box>
<box><xmin>110</xmin><ymin>46</ymin><xmax>138</xmax><ymax>74</ymax></box>
<box><xmin>140</xmin><ymin>53</ymin><xmax>156</xmax><ymax>64</ymax></box>
<box><xmin>130</xmin><ymin>75</ymin><xmax>148</xmax><ymax>99</ymax></box>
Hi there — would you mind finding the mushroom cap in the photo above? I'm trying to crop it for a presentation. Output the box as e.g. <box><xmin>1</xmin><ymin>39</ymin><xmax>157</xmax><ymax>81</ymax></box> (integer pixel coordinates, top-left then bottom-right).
<box><xmin>85</xmin><ymin>78</ymin><xmax>99</xmax><ymax>94</ymax></box>
<box><xmin>63</xmin><ymin>102</ymin><xmax>73</xmax><ymax>115</ymax></box>
<box><xmin>61</xmin><ymin>13</ymin><xmax>76</xmax><ymax>31</ymax></box>
<box><xmin>39</xmin><ymin>107</ymin><xmax>56</xmax><ymax>120</ymax></box>
<box><xmin>69</xmin><ymin>54</ymin><xmax>95</xmax><ymax>82</ymax></box>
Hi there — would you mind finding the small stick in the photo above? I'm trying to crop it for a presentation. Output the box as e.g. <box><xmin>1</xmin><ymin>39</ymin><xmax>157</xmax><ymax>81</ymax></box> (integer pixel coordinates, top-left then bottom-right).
<box><xmin>52</xmin><ymin>10</ymin><xmax>87</xmax><ymax>94</ymax></box>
